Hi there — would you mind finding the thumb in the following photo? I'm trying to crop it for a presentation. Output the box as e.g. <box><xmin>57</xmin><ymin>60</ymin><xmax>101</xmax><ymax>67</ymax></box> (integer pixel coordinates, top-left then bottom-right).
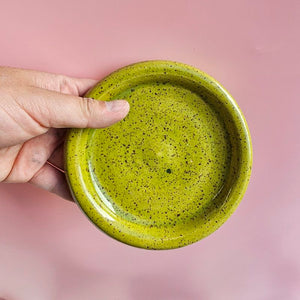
<box><xmin>28</xmin><ymin>87</ymin><xmax>130</xmax><ymax>129</ymax></box>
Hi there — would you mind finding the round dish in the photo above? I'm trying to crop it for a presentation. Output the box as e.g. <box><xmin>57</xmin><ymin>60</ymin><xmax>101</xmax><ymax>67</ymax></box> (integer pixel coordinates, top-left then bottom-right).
<box><xmin>64</xmin><ymin>61</ymin><xmax>252</xmax><ymax>249</ymax></box>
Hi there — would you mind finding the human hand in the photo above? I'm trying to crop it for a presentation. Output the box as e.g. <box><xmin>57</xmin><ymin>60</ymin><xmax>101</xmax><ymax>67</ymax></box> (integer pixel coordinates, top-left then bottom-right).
<box><xmin>0</xmin><ymin>67</ymin><xmax>129</xmax><ymax>200</ymax></box>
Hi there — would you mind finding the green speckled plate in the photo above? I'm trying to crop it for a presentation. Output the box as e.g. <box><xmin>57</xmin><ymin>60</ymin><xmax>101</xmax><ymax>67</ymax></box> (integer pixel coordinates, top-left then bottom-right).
<box><xmin>64</xmin><ymin>61</ymin><xmax>252</xmax><ymax>250</ymax></box>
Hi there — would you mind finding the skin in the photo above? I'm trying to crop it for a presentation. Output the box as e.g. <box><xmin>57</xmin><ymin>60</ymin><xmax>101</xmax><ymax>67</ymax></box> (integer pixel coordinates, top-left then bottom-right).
<box><xmin>0</xmin><ymin>66</ymin><xmax>130</xmax><ymax>200</ymax></box>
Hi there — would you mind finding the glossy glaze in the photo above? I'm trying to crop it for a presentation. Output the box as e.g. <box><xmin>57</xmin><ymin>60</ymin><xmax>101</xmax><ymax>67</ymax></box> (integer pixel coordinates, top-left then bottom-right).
<box><xmin>64</xmin><ymin>61</ymin><xmax>252</xmax><ymax>249</ymax></box>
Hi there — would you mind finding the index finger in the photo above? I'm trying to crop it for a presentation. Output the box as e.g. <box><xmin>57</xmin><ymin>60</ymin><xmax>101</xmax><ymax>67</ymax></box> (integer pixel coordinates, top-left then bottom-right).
<box><xmin>0</xmin><ymin>66</ymin><xmax>97</xmax><ymax>96</ymax></box>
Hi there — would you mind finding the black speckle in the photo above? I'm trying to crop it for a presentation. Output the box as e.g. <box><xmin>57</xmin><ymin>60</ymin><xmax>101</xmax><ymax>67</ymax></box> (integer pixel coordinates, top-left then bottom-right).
<box><xmin>166</xmin><ymin>169</ymin><xmax>172</xmax><ymax>174</ymax></box>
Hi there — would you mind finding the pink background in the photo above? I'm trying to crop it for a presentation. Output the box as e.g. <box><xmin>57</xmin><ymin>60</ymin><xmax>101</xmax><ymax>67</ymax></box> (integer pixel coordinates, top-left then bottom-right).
<box><xmin>0</xmin><ymin>0</ymin><xmax>299</xmax><ymax>299</ymax></box>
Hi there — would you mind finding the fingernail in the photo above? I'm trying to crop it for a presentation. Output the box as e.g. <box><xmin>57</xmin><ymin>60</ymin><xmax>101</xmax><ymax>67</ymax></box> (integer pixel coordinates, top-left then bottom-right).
<box><xmin>106</xmin><ymin>100</ymin><xmax>129</xmax><ymax>112</ymax></box>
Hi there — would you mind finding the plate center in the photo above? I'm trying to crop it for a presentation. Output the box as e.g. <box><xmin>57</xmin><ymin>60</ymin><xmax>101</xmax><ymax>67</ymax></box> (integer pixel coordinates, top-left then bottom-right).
<box><xmin>87</xmin><ymin>81</ymin><xmax>231</xmax><ymax>226</ymax></box>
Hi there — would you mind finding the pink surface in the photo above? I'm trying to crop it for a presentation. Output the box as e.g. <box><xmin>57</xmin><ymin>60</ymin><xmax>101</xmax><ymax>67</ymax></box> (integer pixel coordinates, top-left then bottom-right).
<box><xmin>0</xmin><ymin>0</ymin><xmax>299</xmax><ymax>299</ymax></box>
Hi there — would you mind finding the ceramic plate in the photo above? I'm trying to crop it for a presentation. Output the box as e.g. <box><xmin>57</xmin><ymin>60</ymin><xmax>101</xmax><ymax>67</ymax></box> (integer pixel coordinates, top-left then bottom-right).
<box><xmin>64</xmin><ymin>61</ymin><xmax>252</xmax><ymax>249</ymax></box>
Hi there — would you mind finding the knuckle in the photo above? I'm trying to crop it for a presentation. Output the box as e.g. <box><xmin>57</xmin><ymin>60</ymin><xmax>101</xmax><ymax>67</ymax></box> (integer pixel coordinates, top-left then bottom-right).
<box><xmin>79</xmin><ymin>98</ymin><xmax>105</xmax><ymax>127</ymax></box>
<box><xmin>59</xmin><ymin>76</ymin><xmax>80</xmax><ymax>95</ymax></box>
<box><xmin>79</xmin><ymin>98</ymin><xmax>95</xmax><ymax>127</ymax></box>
